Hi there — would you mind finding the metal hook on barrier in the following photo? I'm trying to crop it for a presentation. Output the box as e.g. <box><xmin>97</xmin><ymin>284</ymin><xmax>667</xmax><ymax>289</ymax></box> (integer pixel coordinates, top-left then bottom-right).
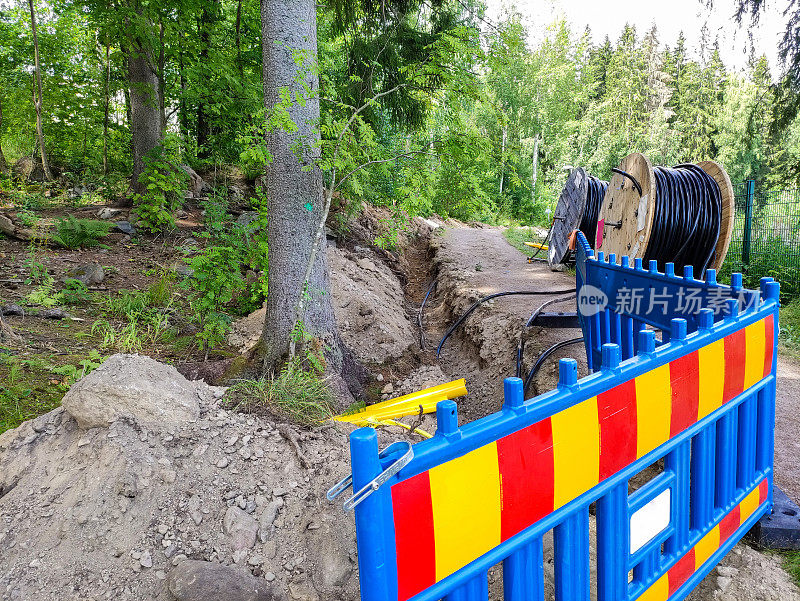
<box><xmin>326</xmin><ymin>440</ymin><xmax>413</xmax><ymax>511</ymax></box>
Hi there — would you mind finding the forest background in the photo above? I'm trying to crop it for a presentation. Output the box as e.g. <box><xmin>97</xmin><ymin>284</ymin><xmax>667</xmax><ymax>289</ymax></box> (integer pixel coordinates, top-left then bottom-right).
<box><xmin>0</xmin><ymin>0</ymin><xmax>788</xmax><ymax>226</ymax></box>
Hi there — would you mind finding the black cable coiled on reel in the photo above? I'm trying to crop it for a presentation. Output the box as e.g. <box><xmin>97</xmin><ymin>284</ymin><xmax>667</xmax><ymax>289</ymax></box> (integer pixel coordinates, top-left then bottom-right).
<box><xmin>645</xmin><ymin>164</ymin><xmax>722</xmax><ymax>277</ymax></box>
<box><xmin>578</xmin><ymin>176</ymin><xmax>608</xmax><ymax>248</ymax></box>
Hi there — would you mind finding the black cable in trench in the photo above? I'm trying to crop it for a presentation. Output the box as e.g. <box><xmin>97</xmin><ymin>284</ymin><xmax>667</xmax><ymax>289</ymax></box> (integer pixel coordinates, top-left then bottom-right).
<box><xmin>436</xmin><ymin>288</ymin><xmax>577</xmax><ymax>358</ymax></box>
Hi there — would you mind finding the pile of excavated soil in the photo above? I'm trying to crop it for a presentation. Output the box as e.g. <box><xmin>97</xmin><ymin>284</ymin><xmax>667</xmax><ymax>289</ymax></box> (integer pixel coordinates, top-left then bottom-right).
<box><xmin>228</xmin><ymin>244</ymin><xmax>415</xmax><ymax>366</ymax></box>
<box><xmin>0</xmin><ymin>354</ymin><xmax>368</xmax><ymax>601</ymax></box>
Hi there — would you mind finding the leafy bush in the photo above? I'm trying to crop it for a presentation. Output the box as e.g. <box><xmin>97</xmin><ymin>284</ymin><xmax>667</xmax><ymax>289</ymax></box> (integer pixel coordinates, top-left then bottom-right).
<box><xmin>51</xmin><ymin>216</ymin><xmax>111</xmax><ymax>249</ymax></box>
<box><xmin>133</xmin><ymin>146</ymin><xmax>188</xmax><ymax>233</ymax></box>
<box><xmin>185</xmin><ymin>245</ymin><xmax>244</xmax><ymax>356</ymax></box>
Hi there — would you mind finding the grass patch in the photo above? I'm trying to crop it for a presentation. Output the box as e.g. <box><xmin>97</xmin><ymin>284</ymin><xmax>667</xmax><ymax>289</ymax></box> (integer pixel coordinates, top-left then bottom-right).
<box><xmin>224</xmin><ymin>361</ymin><xmax>336</xmax><ymax>426</ymax></box>
<box><xmin>93</xmin><ymin>272</ymin><xmax>179</xmax><ymax>353</ymax></box>
<box><xmin>0</xmin><ymin>351</ymin><xmax>104</xmax><ymax>434</ymax></box>
<box><xmin>503</xmin><ymin>226</ymin><xmax>547</xmax><ymax>258</ymax></box>
<box><xmin>780</xmin><ymin>550</ymin><xmax>800</xmax><ymax>586</ymax></box>
<box><xmin>779</xmin><ymin>298</ymin><xmax>800</xmax><ymax>359</ymax></box>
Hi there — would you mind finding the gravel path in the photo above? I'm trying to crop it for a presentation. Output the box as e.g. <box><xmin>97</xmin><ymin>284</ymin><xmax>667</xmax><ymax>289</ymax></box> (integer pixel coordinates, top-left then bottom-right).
<box><xmin>775</xmin><ymin>355</ymin><xmax>800</xmax><ymax>504</ymax></box>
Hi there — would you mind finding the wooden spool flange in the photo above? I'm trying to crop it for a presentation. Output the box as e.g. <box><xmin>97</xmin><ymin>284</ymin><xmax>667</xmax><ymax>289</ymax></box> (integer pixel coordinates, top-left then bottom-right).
<box><xmin>696</xmin><ymin>160</ymin><xmax>735</xmax><ymax>270</ymax></box>
<box><xmin>597</xmin><ymin>152</ymin><xmax>656</xmax><ymax>260</ymax></box>
<box><xmin>549</xmin><ymin>167</ymin><xmax>588</xmax><ymax>268</ymax></box>
<box><xmin>598</xmin><ymin>153</ymin><xmax>735</xmax><ymax>269</ymax></box>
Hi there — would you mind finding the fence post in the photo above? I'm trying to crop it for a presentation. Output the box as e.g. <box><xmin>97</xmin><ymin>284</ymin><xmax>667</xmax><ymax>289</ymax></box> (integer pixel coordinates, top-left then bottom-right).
<box><xmin>742</xmin><ymin>179</ymin><xmax>755</xmax><ymax>265</ymax></box>
<box><xmin>350</xmin><ymin>427</ymin><xmax>393</xmax><ymax>601</ymax></box>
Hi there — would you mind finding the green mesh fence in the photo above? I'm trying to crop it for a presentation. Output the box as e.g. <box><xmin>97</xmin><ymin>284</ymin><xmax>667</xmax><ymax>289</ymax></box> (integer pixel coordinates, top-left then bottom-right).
<box><xmin>721</xmin><ymin>180</ymin><xmax>800</xmax><ymax>298</ymax></box>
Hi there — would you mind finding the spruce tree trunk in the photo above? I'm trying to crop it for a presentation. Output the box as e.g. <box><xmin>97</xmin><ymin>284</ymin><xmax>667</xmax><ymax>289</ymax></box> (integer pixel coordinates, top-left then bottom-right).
<box><xmin>128</xmin><ymin>29</ymin><xmax>162</xmax><ymax>196</ymax></box>
<box><xmin>28</xmin><ymin>0</ymin><xmax>53</xmax><ymax>181</ymax></box>
<box><xmin>259</xmin><ymin>0</ymin><xmax>340</xmax><ymax>375</ymax></box>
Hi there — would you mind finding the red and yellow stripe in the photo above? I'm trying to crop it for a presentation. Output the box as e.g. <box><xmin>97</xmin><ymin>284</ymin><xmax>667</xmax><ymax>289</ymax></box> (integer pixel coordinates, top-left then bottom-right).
<box><xmin>390</xmin><ymin>315</ymin><xmax>774</xmax><ymax>601</ymax></box>
<box><xmin>637</xmin><ymin>479</ymin><xmax>769</xmax><ymax>601</ymax></box>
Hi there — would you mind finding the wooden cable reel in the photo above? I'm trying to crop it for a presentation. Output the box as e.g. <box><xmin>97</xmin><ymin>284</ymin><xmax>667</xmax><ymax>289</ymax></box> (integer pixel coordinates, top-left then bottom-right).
<box><xmin>549</xmin><ymin>167</ymin><xmax>589</xmax><ymax>267</ymax></box>
<box><xmin>597</xmin><ymin>152</ymin><xmax>735</xmax><ymax>271</ymax></box>
<box><xmin>549</xmin><ymin>168</ymin><xmax>608</xmax><ymax>268</ymax></box>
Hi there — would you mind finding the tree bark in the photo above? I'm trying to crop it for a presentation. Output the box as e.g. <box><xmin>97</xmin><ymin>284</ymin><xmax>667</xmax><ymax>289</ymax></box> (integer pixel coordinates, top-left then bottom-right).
<box><xmin>157</xmin><ymin>18</ymin><xmax>167</xmax><ymax>136</ymax></box>
<box><xmin>235</xmin><ymin>0</ymin><xmax>243</xmax><ymax>77</ymax></box>
<box><xmin>102</xmin><ymin>37</ymin><xmax>111</xmax><ymax>175</ymax></box>
<box><xmin>28</xmin><ymin>0</ymin><xmax>53</xmax><ymax>181</ymax></box>
<box><xmin>531</xmin><ymin>133</ymin><xmax>539</xmax><ymax>202</ymax></box>
<box><xmin>498</xmin><ymin>125</ymin><xmax>507</xmax><ymax>196</ymax></box>
<box><xmin>259</xmin><ymin>0</ymin><xmax>339</xmax><ymax>375</ymax></box>
<box><xmin>127</xmin><ymin>20</ymin><xmax>163</xmax><ymax>196</ymax></box>
<box><xmin>0</xmin><ymin>96</ymin><xmax>8</xmax><ymax>176</ymax></box>
<box><xmin>178</xmin><ymin>27</ymin><xmax>190</xmax><ymax>144</ymax></box>
<box><xmin>196</xmin><ymin>1</ymin><xmax>217</xmax><ymax>161</ymax></box>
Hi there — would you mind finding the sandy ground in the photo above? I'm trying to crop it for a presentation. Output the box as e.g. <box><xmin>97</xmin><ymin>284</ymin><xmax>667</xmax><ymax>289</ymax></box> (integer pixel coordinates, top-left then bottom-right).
<box><xmin>775</xmin><ymin>355</ymin><xmax>800</xmax><ymax>504</ymax></box>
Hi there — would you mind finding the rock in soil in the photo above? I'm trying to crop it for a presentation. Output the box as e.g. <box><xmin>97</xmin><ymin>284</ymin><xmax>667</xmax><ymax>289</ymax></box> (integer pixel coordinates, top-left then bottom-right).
<box><xmin>115</xmin><ymin>220</ymin><xmax>137</xmax><ymax>235</ymax></box>
<box><xmin>64</xmin><ymin>262</ymin><xmax>105</xmax><ymax>286</ymax></box>
<box><xmin>61</xmin><ymin>354</ymin><xmax>209</xmax><ymax>429</ymax></box>
<box><xmin>97</xmin><ymin>207</ymin><xmax>123</xmax><ymax>220</ymax></box>
<box><xmin>168</xmin><ymin>560</ymin><xmax>283</xmax><ymax>601</ymax></box>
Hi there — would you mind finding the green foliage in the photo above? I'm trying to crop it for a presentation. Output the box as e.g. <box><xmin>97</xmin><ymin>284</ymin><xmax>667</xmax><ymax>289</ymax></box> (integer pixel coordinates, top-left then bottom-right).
<box><xmin>779</xmin><ymin>298</ymin><xmax>800</xmax><ymax>356</ymax></box>
<box><xmin>503</xmin><ymin>226</ymin><xmax>547</xmax><ymax>258</ymax></box>
<box><xmin>24</xmin><ymin>276</ymin><xmax>58</xmax><ymax>307</ymax></box>
<box><xmin>49</xmin><ymin>350</ymin><xmax>104</xmax><ymax>386</ymax></box>
<box><xmin>224</xmin><ymin>359</ymin><xmax>335</xmax><ymax>427</ymax></box>
<box><xmin>15</xmin><ymin>209</ymin><xmax>38</xmax><ymax>228</ymax></box>
<box><xmin>722</xmin><ymin>235</ymin><xmax>800</xmax><ymax>298</ymax></box>
<box><xmin>60</xmin><ymin>278</ymin><xmax>91</xmax><ymax>306</ymax></box>
<box><xmin>51</xmin><ymin>216</ymin><xmax>111</xmax><ymax>249</ymax></box>
<box><xmin>237</xmin><ymin>113</ymin><xmax>271</xmax><ymax>180</ymax></box>
<box><xmin>184</xmin><ymin>245</ymin><xmax>243</xmax><ymax>354</ymax></box>
<box><xmin>0</xmin><ymin>351</ymin><xmax>105</xmax><ymax>434</ymax></box>
<box><xmin>781</xmin><ymin>550</ymin><xmax>800</xmax><ymax>587</ymax></box>
<box><xmin>133</xmin><ymin>146</ymin><xmax>188</xmax><ymax>233</ymax></box>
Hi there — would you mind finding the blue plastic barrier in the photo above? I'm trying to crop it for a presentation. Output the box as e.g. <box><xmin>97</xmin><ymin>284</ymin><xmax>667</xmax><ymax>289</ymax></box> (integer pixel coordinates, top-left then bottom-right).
<box><xmin>335</xmin><ymin>232</ymin><xmax>779</xmax><ymax>601</ymax></box>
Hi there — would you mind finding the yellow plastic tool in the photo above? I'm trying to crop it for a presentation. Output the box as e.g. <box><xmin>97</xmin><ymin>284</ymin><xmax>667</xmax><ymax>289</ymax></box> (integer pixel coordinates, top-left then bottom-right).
<box><xmin>365</xmin><ymin>418</ymin><xmax>433</xmax><ymax>439</ymax></box>
<box><xmin>524</xmin><ymin>241</ymin><xmax>548</xmax><ymax>250</ymax></box>
<box><xmin>334</xmin><ymin>379</ymin><xmax>467</xmax><ymax>426</ymax></box>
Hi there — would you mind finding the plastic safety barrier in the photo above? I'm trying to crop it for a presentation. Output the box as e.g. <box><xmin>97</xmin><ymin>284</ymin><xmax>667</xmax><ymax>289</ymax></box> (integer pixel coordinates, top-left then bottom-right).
<box><xmin>338</xmin><ymin>231</ymin><xmax>779</xmax><ymax>601</ymax></box>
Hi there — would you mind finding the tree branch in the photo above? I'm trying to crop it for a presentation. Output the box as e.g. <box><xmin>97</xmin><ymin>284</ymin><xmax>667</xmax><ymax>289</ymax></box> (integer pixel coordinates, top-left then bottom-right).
<box><xmin>334</xmin><ymin>146</ymin><xmax>438</xmax><ymax>192</ymax></box>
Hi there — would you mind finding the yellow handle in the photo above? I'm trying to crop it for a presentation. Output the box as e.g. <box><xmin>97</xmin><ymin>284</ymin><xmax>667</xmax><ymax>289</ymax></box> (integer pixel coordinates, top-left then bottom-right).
<box><xmin>524</xmin><ymin>241</ymin><xmax>548</xmax><ymax>250</ymax></box>
<box><xmin>334</xmin><ymin>379</ymin><xmax>467</xmax><ymax>425</ymax></box>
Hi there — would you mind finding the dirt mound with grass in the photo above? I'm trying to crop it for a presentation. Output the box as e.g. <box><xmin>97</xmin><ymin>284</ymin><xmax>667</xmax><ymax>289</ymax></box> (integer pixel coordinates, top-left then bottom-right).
<box><xmin>0</xmin><ymin>353</ymin><xmax>369</xmax><ymax>601</ymax></box>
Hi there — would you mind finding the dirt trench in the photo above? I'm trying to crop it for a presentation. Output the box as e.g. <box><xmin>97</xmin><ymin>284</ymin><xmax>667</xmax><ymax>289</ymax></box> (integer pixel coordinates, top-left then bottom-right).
<box><xmin>2</xmin><ymin>214</ymin><xmax>796</xmax><ymax>601</ymax></box>
<box><xmin>394</xmin><ymin>223</ymin><xmax>584</xmax><ymax>422</ymax></box>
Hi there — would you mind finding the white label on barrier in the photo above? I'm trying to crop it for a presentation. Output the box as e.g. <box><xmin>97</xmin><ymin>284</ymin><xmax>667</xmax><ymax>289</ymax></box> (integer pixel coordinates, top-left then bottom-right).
<box><xmin>630</xmin><ymin>488</ymin><xmax>671</xmax><ymax>554</ymax></box>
